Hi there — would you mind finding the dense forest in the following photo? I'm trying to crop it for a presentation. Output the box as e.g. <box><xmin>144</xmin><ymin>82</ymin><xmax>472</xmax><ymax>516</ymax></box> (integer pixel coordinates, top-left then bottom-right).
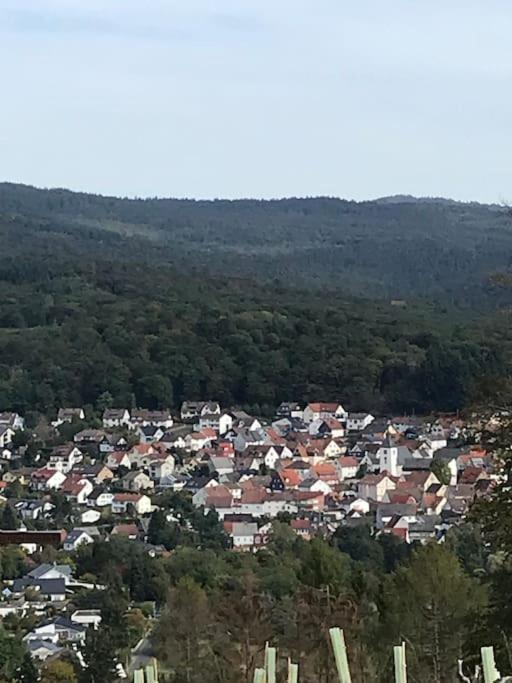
<box><xmin>0</xmin><ymin>183</ymin><xmax>511</xmax><ymax>416</ymax></box>
<box><xmin>2</xmin><ymin>183</ymin><xmax>512</xmax><ymax>306</ymax></box>
<box><xmin>0</xmin><ymin>209</ymin><xmax>506</xmax><ymax>416</ymax></box>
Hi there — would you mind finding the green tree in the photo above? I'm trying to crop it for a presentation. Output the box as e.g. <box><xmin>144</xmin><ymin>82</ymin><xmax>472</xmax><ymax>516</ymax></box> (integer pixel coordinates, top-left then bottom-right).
<box><xmin>41</xmin><ymin>659</ymin><xmax>77</xmax><ymax>683</ymax></box>
<box><xmin>430</xmin><ymin>458</ymin><xmax>451</xmax><ymax>486</ymax></box>
<box><xmin>379</xmin><ymin>544</ymin><xmax>486</xmax><ymax>683</ymax></box>
<box><xmin>17</xmin><ymin>652</ymin><xmax>38</xmax><ymax>683</ymax></box>
<box><xmin>0</xmin><ymin>503</ymin><xmax>19</xmax><ymax>531</ymax></box>
<box><xmin>154</xmin><ymin>577</ymin><xmax>214</xmax><ymax>683</ymax></box>
<box><xmin>81</xmin><ymin>626</ymin><xmax>117</xmax><ymax>683</ymax></box>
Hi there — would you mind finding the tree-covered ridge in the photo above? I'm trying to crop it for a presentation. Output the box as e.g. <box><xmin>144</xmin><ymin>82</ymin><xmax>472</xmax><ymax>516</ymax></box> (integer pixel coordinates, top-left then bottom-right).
<box><xmin>0</xmin><ymin>230</ymin><xmax>504</xmax><ymax>417</ymax></box>
<box><xmin>1</xmin><ymin>182</ymin><xmax>512</xmax><ymax>305</ymax></box>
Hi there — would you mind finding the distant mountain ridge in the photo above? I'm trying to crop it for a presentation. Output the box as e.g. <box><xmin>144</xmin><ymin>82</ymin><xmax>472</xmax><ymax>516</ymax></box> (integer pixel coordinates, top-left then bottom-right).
<box><xmin>0</xmin><ymin>181</ymin><xmax>510</xmax><ymax>306</ymax></box>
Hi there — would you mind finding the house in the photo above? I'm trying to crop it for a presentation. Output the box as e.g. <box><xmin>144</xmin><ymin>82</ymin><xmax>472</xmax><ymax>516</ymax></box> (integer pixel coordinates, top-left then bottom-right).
<box><xmin>31</xmin><ymin>468</ymin><xmax>66</xmax><ymax>491</ymax></box>
<box><xmin>48</xmin><ymin>444</ymin><xmax>83</xmax><ymax>473</ymax></box>
<box><xmin>159</xmin><ymin>429</ymin><xmax>188</xmax><ymax>450</ymax></box>
<box><xmin>376</xmin><ymin>503</ymin><xmax>417</xmax><ymax>530</ymax></box>
<box><xmin>73</xmin><ymin>429</ymin><xmax>107</xmax><ymax>445</ymax></box>
<box><xmin>60</xmin><ymin>475</ymin><xmax>93</xmax><ymax>504</ymax></box>
<box><xmin>130</xmin><ymin>409</ymin><xmax>174</xmax><ymax>429</ymax></box>
<box><xmin>63</xmin><ymin>528</ymin><xmax>95</xmax><ymax>551</ymax></box>
<box><xmin>308</xmin><ymin>418</ymin><xmax>345</xmax><ymax>439</ymax></box>
<box><xmin>76</xmin><ymin>463</ymin><xmax>114</xmax><ymax>485</ymax></box>
<box><xmin>87</xmin><ymin>487</ymin><xmax>114</xmax><ymax>508</ymax></box>
<box><xmin>106</xmin><ymin>450</ymin><xmax>131</xmax><ymax>470</ymax></box>
<box><xmin>24</xmin><ymin>617</ymin><xmax>86</xmax><ymax>644</ymax></box>
<box><xmin>26</xmin><ymin>640</ymin><xmax>64</xmax><ymax>662</ymax></box>
<box><xmin>290</xmin><ymin>518</ymin><xmax>313</xmax><ymax>539</ymax></box>
<box><xmin>357</xmin><ymin>473</ymin><xmax>398</xmax><ymax>502</ymax></box>
<box><xmin>336</xmin><ymin>456</ymin><xmax>360</xmax><ymax>480</ymax></box>
<box><xmin>0</xmin><ymin>412</ymin><xmax>24</xmax><ymax>431</ymax></box>
<box><xmin>0</xmin><ymin>426</ymin><xmax>14</xmax><ymax>449</ymax></box>
<box><xmin>71</xmin><ymin>610</ymin><xmax>102</xmax><ymax>629</ymax></box>
<box><xmin>99</xmin><ymin>433</ymin><xmax>128</xmax><ymax>454</ymax></box>
<box><xmin>102</xmin><ymin>408</ymin><xmax>131</xmax><ymax>429</ymax></box>
<box><xmin>111</xmin><ymin>493</ymin><xmax>152</xmax><ymax>515</ymax></box>
<box><xmin>15</xmin><ymin>500</ymin><xmax>54</xmax><ymax>521</ymax></box>
<box><xmin>346</xmin><ymin>413</ymin><xmax>375</xmax><ymax>432</ymax></box>
<box><xmin>186</xmin><ymin>429</ymin><xmax>217</xmax><ymax>452</ymax></box>
<box><xmin>199</xmin><ymin>411</ymin><xmax>233</xmax><ymax>435</ymax></box>
<box><xmin>200</xmin><ymin>402</ymin><xmax>221</xmax><ymax>416</ymax></box>
<box><xmin>138</xmin><ymin>425</ymin><xmax>165</xmax><ymax>444</ymax></box>
<box><xmin>148</xmin><ymin>455</ymin><xmax>175</xmax><ymax>484</ymax></box>
<box><xmin>12</xmin><ymin>577</ymin><xmax>67</xmax><ymax>602</ymax></box>
<box><xmin>303</xmin><ymin>402</ymin><xmax>347</xmax><ymax>424</ymax></box>
<box><xmin>26</xmin><ymin>563</ymin><xmax>73</xmax><ymax>585</ymax></box>
<box><xmin>229</xmin><ymin>521</ymin><xmax>261</xmax><ymax>551</ymax></box>
<box><xmin>276</xmin><ymin>402</ymin><xmax>303</xmax><ymax>419</ymax></box>
<box><xmin>121</xmin><ymin>471</ymin><xmax>154</xmax><ymax>493</ymax></box>
<box><xmin>180</xmin><ymin>401</ymin><xmax>206</xmax><ymax>421</ymax></box>
<box><xmin>233</xmin><ymin>428</ymin><xmax>267</xmax><ymax>453</ymax></box>
<box><xmin>52</xmin><ymin>408</ymin><xmax>85</xmax><ymax>427</ymax></box>
<box><xmin>81</xmin><ymin>508</ymin><xmax>101</xmax><ymax>524</ymax></box>
<box><xmin>111</xmin><ymin>523</ymin><xmax>139</xmax><ymax>540</ymax></box>
<box><xmin>208</xmin><ymin>456</ymin><xmax>234</xmax><ymax>477</ymax></box>
<box><xmin>298</xmin><ymin>477</ymin><xmax>332</xmax><ymax>496</ymax></box>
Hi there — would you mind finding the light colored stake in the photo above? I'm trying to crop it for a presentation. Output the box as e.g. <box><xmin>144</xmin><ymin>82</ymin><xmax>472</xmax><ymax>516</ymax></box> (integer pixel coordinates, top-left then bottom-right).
<box><xmin>145</xmin><ymin>664</ymin><xmax>156</xmax><ymax>683</ymax></box>
<box><xmin>481</xmin><ymin>646</ymin><xmax>500</xmax><ymax>683</ymax></box>
<box><xmin>253</xmin><ymin>667</ymin><xmax>266</xmax><ymax>683</ymax></box>
<box><xmin>265</xmin><ymin>646</ymin><xmax>277</xmax><ymax>683</ymax></box>
<box><xmin>134</xmin><ymin>670</ymin><xmax>145</xmax><ymax>683</ymax></box>
<box><xmin>329</xmin><ymin>627</ymin><xmax>352</xmax><ymax>683</ymax></box>
<box><xmin>287</xmin><ymin>660</ymin><xmax>299</xmax><ymax>683</ymax></box>
<box><xmin>393</xmin><ymin>642</ymin><xmax>407</xmax><ymax>683</ymax></box>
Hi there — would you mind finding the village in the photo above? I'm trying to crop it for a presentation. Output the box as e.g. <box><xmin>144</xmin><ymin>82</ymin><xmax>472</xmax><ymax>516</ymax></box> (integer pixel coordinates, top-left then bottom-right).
<box><xmin>0</xmin><ymin>401</ymin><xmax>495</xmax><ymax>671</ymax></box>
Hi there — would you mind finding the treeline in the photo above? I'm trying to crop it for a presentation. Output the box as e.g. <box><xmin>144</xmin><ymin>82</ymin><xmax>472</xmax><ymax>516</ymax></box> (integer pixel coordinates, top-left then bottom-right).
<box><xmin>0</xmin><ymin>242</ymin><xmax>504</xmax><ymax>417</ymax></box>
<box><xmin>1</xmin><ymin>182</ymin><xmax>512</xmax><ymax>305</ymax></box>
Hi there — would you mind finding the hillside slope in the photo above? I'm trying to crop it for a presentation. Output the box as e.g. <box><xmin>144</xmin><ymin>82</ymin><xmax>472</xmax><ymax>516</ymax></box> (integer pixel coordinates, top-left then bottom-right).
<box><xmin>1</xmin><ymin>183</ymin><xmax>511</xmax><ymax>305</ymax></box>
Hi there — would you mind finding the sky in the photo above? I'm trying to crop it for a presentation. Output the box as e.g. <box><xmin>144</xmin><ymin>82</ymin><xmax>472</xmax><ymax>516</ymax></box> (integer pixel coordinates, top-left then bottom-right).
<box><xmin>0</xmin><ymin>0</ymin><xmax>511</xmax><ymax>203</ymax></box>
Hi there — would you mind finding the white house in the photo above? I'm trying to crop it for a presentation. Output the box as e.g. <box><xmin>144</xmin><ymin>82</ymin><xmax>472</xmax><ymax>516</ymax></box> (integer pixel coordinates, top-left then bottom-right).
<box><xmin>63</xmin><ymin>529</ymin><xmax>95</xmax><ymax>552</ymax></box>
<box><xmin>346</xmin><ymin>413</ymin><xmax>375</xmax><ymax>431</ymax></box>
<box><xmin>48</xmin><ymin>445</ymin><xmax>83</xmax><ymax>473</ymax></box>
<box><xmin>303</xmin><ymin>402</ymin><xmax>347</xmax><ymax>424</ymax></box>
<box><xmin>111</xmin><ymin>493</ymin><xmax>152</xmax><ymax>515</ymax></box>
<box><xmin>71</xmin><ymin>610</ymin><xmax>102</xmax><ymax>629</ymax></box>
<box><xmin>199</xmin><ymin>412</ymin><xmax>233</xmax><ymax>435</ymax></box>
<box><xmin>52</xmin><ymin>408</ymin><xmax>85</xmax><ymax>428</ymax></box>
<box><xmin>81</xmin><ymin>508</ymin><xmax>101</xmax><ymax>524</ymax></box>
<box><xmin>0</xmin><ymin>412</ymin><xmax>24</xmax><ymax>431</ymax></box>
<box><xmin>0</xmin><ymin>427</ymin><xmax>14</xmax><ymax>449</ymax></box>
<box><xmin>336</xmin><ymin>456</ymin><xmax>360</xmax><ymax>480</ymax></box>
<box><xmin>31</xmin><ymin>468</ymin><xmax>66</xmax><ymax>491</ymax></box>
<box><xmin>102</xmin><ymin>408</ymin><xmax>131</xmax><ymax>429</ymax></box>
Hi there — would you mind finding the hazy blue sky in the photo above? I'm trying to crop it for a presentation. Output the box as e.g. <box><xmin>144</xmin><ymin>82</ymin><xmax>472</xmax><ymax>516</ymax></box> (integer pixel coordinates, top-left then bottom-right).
<box><xmin>0</xmin><ymin>0</ymin><xmax>511</xmax><ymax>202</ymax></box>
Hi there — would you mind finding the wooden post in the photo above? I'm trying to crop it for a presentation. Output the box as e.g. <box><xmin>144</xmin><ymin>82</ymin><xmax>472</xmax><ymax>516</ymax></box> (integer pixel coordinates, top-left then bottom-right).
<box><xmin>393</xmin><ymin>642</ymin><xmax>407</xmax><ymax>683</ymax></box>
<box><xmin>329</xmin><ymin>627</ymin><xmax>352</xmax><ymax>683</ymax></box>
<box><xmin>481</xmin><ymin>646</ymin><xmax>500</xmax><ymax>683</ymax></box>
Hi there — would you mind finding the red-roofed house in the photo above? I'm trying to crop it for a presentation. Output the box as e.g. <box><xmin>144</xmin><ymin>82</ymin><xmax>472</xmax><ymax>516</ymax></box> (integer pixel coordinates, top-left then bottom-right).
<box><xmin>303</xmin><ymin>403</ymin><xmax>347</xmax><ymax>424</ymax></box>
<box><xmin>61</xmin><ymin>475</ymin><xmax>93</xmax><ymax>504</ymax></box>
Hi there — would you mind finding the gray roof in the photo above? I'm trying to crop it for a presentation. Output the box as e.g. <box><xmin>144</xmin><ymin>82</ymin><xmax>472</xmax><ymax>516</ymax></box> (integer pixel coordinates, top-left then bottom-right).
<box><xmin>27</xmin><ymin>564</ymin><xmax>72</xmax><ymax>580</ymax></box>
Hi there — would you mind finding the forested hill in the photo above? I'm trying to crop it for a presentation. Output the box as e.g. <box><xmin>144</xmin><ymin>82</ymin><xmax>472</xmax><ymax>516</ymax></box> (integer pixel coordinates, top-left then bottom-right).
<box><xmin>1</xmin><ymin>182</ymin><xmax>511</xmax><ymax>306</ymax></box>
